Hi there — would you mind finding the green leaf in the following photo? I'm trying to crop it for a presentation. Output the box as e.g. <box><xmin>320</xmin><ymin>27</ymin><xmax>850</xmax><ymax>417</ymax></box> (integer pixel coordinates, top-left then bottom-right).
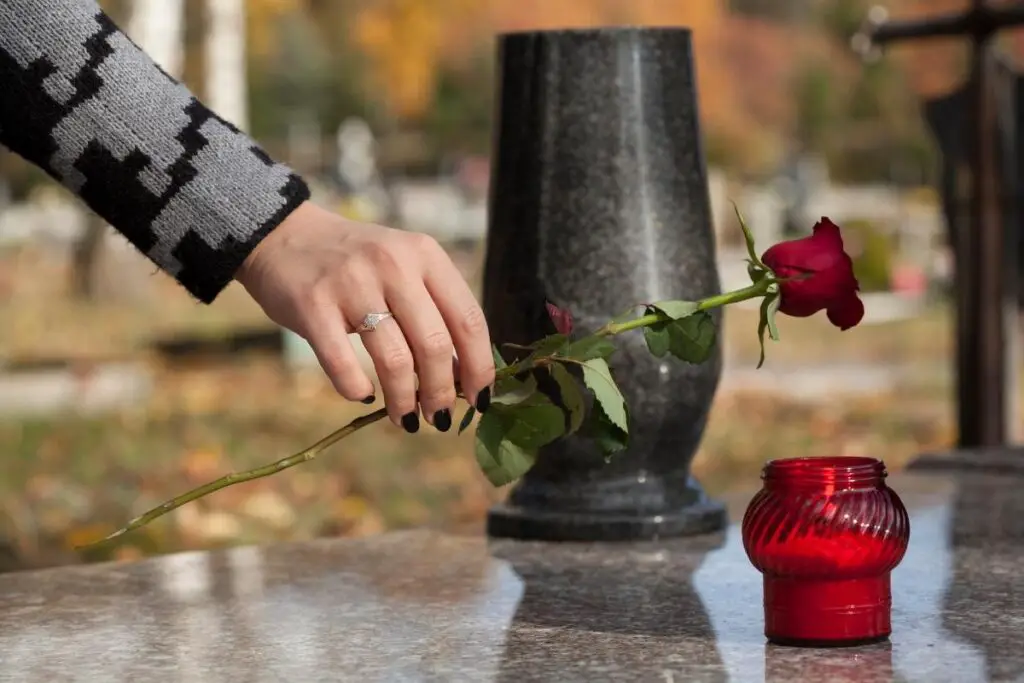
<box><xmin>648</xmin><ymin>300</ymin><xmax>699</xmax><ymax>320</ymax></box>
<box><xmin>474</xmin><ymin>412</ymin><xmax>536</xmax><ymax>486</ymax></box>
<box><xmin>664</xmin><ymin>311</ymin><xmax>717</xmax><ymax>364</ymax></box>
<box><xmin>493</xmin><ymin>372</ymin><xmax>538</xmax><ymax>406</ymax></box>
<box><xmin>512</xmin><ymin>333</ymin><xmax>570</xmax><ymax>369</ymax></box>
<box><xmin>475</xmin><ymin>391</ymin><xmax>569</xmax><ymax>487</ymax></box>
<box><xmin>756</xmin><ymin>298</ymin><xmax>769</xmax><ymax>370</ymax></box>
<box><xmin>579</xmin><ymin>400</ymin><xmax>629</xmax><ymax>457</ymax></box>
<box><xmin>643</xmin><ymin>319</ymin><xmax>671</xmax><ymax>358</ymax></box>
<box><xmin>458</xmin><ymin>406</ymin><xmax>476</xmax><ymax>434</ymax></box>
<box><xmin>560</xmin><ymin>337</ymin><xmax>617</xmax><ymax>362</ymax></box>
<box><xmin>549</xmin><ymin>362</ymin><xmax>586</xmax><ymax>434</ymax></box>
<box><xmin>645</xmin><ymin>311</ymin><xmax>717</xmax><ymax>363</ymax></box>
<box><xmin>528</xmin><ymin>334</ymin><xmax>569</xmax><ymax>354</ymax></box>
<box><xmin>732</xmin><ymin>200</ymin><xmax>766</xmax><ymax>270</ymax></box>
<box><xmin>579</xmin><ymin>358</ymin><xmax>629</xmax><ymax>435</ymax></box>
<box><xmin>643</xmin><ymin>301</ymin><xmax>702</xmax><ymax>357</ymax></box>
<box><xmin>766</xmin><ymin>295</ymin><xmax>781</xmax><ymax>342</ymax></box>
<box><xmin>491</xmin><ymin>344</ymin><xmax>508</xmax><ymax>369</ymax></box>
<box><xmin>496</xmin><ymin>394</ymin><xmax>567</xmax><ymax>450</ymax></box>
<box><xmin>756</xmin><ymin>293</ymin><xmax>781</xmax><ymax>369</ymax></box>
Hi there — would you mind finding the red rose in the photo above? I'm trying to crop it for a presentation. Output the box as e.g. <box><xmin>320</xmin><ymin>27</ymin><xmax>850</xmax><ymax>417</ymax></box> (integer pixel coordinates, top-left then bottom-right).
<box><xmin>760</xmin><ymin>218</ymin><xmax>864</xmax><ymax>330</ymax></box>
<box><xmin>545</xmin><ymin>300</ymin><xmax>574</xmax><ymax>335</ymax></box>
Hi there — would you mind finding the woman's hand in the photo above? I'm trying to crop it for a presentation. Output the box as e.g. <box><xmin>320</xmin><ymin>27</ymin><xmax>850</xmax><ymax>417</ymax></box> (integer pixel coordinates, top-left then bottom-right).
<box><xmin>234</xmin><ymin>201</ymin><xmax>494</xmax><ymax>432</ymax></box>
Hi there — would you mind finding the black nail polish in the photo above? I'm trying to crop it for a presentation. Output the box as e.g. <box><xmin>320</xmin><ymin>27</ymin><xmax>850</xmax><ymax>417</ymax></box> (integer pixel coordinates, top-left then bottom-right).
<box><xmin>433</xmin><ymin>409</ymin><xmax>452</xmax><ymax>433</ymax></box>
<box><xmin>401</xmin><ymin>412</ymin><xmax>420</xmax><ymax>434</ymax></box>
<box><xmin>475</xmin><ymin>387</ymin><xmax>491</xmax><ymax>413</ymax></box>
<box><xmin>361</xmin><ymin>395</ymin><xmax>376</xmax><ymax>405</ymax></box>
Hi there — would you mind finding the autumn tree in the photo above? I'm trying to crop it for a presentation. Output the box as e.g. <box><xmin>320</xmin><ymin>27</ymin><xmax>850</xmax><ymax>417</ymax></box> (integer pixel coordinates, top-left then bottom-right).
<box><xmin>351</xmin><ymin>0</ymin><xmax>485</xmax><ymax>124</ymax></box>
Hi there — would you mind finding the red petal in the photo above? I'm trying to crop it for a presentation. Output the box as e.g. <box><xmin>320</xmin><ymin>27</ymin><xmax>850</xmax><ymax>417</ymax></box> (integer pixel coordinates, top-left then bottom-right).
<box><xmin>545</xmin><ymin>301</ymin><xmax>574</xmax><ymax>335</ymax></box>
<box><xmin>826</xmin><ymin>294</ymin><xmax>865</xmax><ymax>331</ymax></box>
<box><xmin>761</xmin><ymin>236</ymin><xmax>832</xmax><ymax>273</ymax></box>
<box><xmin>811</xmin><ymin>217</ymin><xmax>845</xmax><ymax>249</ymax></box>
<box><xmin>762</xmin><ymin>217</ymin><xmax>847</xmax><ymax>274</ymax></box>
<box><xmin>777</xmin><ymin>295</ymin><xmax>824</xmax><ymax>318</ymax></box>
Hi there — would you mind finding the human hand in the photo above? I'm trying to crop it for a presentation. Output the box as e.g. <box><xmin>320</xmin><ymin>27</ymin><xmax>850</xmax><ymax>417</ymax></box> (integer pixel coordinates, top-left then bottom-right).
<box><xmin>234</xmin><ymin>201</ymin><xmax>495</xmax><ymax>432</ymax></box>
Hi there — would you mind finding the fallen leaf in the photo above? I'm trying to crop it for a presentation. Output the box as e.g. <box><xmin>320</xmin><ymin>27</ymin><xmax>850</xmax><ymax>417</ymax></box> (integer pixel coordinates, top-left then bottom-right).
<box><xmin>242</xmin><ymin>490</ymin><xmax>296</xmax><ymax>530</ymax></box>
<box><xmin>63</xmin><ymin>523</ymin><xmax>115</xmax><ymax>550</ymax></box>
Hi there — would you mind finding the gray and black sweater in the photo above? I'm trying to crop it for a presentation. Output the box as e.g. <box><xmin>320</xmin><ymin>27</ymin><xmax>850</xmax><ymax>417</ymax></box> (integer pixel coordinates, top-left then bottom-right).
<box><xmin>0</xmin><ymin>0</ymin><xmax>310</xmax><ymax>303</ymax></box>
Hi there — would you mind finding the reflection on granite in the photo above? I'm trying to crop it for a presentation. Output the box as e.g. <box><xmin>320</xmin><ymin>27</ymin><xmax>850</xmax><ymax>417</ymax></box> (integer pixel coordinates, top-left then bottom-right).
<box><xmin>0</xmin><ymin>472</ymin><xmax>1021</xmax><ymax>682</ymax></box>
<box><xmin>943</xmin><ymin>474</ymin><xmax>1024</xmax><ymax>682</ymax></box>
<box><xmin>492</xmin><ymin>534</ymin><xmax>728</xmax><ymax>682</ymax></box>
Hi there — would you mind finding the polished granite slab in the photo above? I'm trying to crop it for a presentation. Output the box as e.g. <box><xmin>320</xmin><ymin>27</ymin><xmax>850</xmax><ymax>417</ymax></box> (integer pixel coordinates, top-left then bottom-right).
<box><xmin>0</xmin><ymin>470</ymin><xmax>1021</xmax><ymax>682</ymax></box>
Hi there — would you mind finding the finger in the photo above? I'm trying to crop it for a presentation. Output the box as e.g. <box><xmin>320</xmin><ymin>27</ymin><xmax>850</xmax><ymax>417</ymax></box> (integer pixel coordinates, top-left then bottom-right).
<box><xmin>347</xmin><ymin>299</ymin><xmax>420</xmax><ymax>433</ymax></box>
<box><xmin>384</xmin><ymin>279</ymin><xmax>456</xmax><ymax>432</ymax></box>
<box><xmin>423</xmin><ymin>254</ymin><xmax>495</xmax><ymax>412</ymax></box>
<box><xmin>299</xmin><ymin>302</ymin><xmax>376</xmax><ymax>403</ymax></box>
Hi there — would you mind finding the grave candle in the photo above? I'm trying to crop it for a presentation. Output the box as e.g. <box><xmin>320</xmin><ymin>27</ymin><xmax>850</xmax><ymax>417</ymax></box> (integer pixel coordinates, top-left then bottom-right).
<box><xmin>741</xmin><ymin>456</ymin><xmax>910</xmax><ymax>646</ymax></box>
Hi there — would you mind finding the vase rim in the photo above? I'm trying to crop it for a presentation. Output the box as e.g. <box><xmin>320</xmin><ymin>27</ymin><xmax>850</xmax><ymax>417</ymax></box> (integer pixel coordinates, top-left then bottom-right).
<box><xmin>762</xmin><ymin>456</ymin><xmax>887</xmax><ymax>486</ymax></box>
<box><xmin>765</xmin><ymin>456</ymin><xmax>884</xmax><ymax>470</ymax></box>
<box><xmin>498</xmin><ymin>26</ymin><xmax>695</xmax><ymax>39</ymax></box>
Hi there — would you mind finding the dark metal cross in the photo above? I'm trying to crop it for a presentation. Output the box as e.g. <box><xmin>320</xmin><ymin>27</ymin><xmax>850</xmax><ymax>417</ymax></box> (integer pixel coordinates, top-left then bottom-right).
<box><xmin>858</xmin><ymin>1</ymin><xmax>1024</xmax><ymax>448</ymax></box>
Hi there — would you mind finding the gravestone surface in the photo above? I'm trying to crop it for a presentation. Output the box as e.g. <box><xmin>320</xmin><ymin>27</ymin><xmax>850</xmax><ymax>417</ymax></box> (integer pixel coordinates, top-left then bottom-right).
<box><xmin>942</xmin><ymin>474</ymin><xmax>1024</xmax><ymax>683</ymax></box>
<box><xmin>482</xmin><ymin>27</ymin><xmax>726</xmax><ymax>542</ymax></box>
<box><xmin>0</xmin><ymin>471</ymin><xmax>1018</xmax><ymax>681</ymax></box>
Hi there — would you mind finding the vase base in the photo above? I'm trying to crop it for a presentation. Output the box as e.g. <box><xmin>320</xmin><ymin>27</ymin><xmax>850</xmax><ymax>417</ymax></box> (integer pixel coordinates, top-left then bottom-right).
<box><xmin>486</xmin><ymin>498</ymin><xmax>727</xmax><ymax>542</ymax></box>
<box><xmin>767</xmin><ymin>634</ymin><xmax>890</xmax><ymax>649</ymax></box>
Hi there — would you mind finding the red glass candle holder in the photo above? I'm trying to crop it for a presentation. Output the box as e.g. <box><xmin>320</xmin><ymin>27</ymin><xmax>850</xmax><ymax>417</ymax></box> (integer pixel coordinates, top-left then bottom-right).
<box><xmin>741</xmin><ymin>456</ymin><xmax>910</xmax><ymax>647</ymax></box>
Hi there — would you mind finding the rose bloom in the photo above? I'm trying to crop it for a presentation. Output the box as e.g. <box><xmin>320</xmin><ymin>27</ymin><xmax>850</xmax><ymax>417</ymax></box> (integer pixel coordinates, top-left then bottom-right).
<box><xmin>761</xmin><ymin>218</ymin><xmax>865</xmax><ymax>330</ymax></box>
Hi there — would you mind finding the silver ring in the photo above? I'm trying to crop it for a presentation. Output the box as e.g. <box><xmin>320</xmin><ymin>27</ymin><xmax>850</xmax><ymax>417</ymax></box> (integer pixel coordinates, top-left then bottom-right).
<box><xmin>356</xmin><ymin>311</ymin><xmax>394</xmax><ymax>332</ymax></box>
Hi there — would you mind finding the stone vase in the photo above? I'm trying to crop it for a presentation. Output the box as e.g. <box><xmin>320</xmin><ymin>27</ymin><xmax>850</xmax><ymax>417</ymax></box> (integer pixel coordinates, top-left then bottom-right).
<box><xmin>482</xmin><ymin>27</ymin><xmax>726</xmax><ymax>541</ymax></box>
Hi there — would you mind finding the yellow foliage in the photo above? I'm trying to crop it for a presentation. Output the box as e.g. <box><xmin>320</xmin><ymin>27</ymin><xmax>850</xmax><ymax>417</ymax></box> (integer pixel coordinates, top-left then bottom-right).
<box><xmin>352</xmin><ymin>0</ymin><xmax>484</xmax><ymax>121</ymax></box>
<box><xmin>249</xmin><ymin>0</ymin><xmax>737</xmax><ymax>131</ymax></box>
<box><xmin>247</xmin><ymin>0</ymin><xmax>305</xmax><ymax>61</ymax></box>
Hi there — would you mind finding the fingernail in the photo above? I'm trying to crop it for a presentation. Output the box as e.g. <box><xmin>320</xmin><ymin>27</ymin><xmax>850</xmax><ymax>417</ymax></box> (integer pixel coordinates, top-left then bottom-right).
<box><xmin>361</xmin><ymin>395</ymin><xmax>376</xmax><ymax>405</ymax></box>
<box><xmin>401</xmin><ymin>412</ymin><xmax>420</xmax><ymax>434</ymax></box>
<box><xmin>475</xmin><ymin>387</ymin><xmax>491</xmax><ymax>413</ymax></box>
<box><xmin>433</xmin><ymin>409</ymin><xmax>452</xmax><ymax>433</ymax></box>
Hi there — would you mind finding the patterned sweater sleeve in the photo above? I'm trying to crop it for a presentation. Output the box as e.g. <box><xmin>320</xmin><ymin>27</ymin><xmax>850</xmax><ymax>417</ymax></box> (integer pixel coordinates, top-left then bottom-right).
<box><xmin>0</xmin><ymin>0</ymin><xmax>311</xmax><ymax>303</ymax></box>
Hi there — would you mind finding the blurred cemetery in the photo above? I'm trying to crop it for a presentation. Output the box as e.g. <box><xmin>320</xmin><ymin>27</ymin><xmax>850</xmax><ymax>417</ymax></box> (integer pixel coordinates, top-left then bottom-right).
<box><xmin>0</xmin><ymin>0</ymin><xmax>1014</xmax><ymax>570</ymax></box>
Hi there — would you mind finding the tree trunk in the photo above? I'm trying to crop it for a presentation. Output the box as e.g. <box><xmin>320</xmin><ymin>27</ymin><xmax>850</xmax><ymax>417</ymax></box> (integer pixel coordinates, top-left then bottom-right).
<box><xmin>69</xmin><ymin>214</ymin><xmax>106</xmax><ymax>300</ymax></box>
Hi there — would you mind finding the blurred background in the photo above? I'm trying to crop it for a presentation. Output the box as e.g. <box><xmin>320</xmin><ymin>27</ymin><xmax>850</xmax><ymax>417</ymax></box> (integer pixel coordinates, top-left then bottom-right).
<box><xmin>0</xmin><ymin>0</ymin><xmax>1011</xmax><ymax>570</ymax></box>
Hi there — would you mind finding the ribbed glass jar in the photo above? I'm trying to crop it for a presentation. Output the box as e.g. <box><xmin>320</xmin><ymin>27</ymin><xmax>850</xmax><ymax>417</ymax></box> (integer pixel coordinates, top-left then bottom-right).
<box><xmin>741</xmin><ymin>456</ymin><xmax>910</xmax><ymax>646</ymax></box>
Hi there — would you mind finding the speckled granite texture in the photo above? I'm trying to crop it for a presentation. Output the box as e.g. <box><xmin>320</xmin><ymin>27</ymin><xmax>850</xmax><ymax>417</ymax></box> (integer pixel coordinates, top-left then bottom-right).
<box><xmin>482</xmin><ymin>27</ymin><xmax>725</xmax><ymax>541</ymax></box>
<box><xmin>0</xmin><ymin>471</ymin><xmax>1021</xmax><ymax>682</ymax></box>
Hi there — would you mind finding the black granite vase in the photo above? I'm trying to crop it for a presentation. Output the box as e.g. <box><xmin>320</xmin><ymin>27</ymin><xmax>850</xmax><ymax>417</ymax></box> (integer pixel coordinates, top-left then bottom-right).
<box><xmin>482</xmin><ymin>27</ymin><xmax>727</xmax><ymax>542</ymax></box>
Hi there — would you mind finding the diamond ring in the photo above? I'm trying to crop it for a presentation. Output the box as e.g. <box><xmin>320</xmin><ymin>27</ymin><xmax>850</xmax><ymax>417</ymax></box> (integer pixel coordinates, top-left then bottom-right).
<box><xmin>356</xmin><ymin>311</ymin><xmax>394</xmax><ymax>332</ymax></box>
